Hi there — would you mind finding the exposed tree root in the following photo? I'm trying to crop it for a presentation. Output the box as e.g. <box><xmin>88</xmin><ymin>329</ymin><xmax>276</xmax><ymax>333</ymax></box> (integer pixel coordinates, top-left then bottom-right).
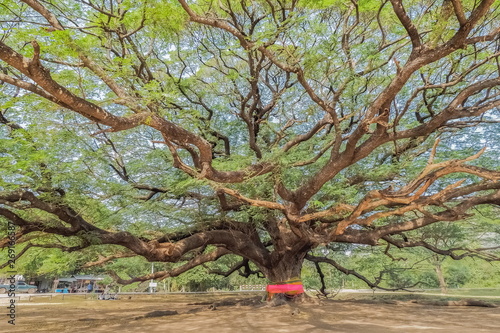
<box><xmin>135</xmin><ymin>310</ymin><xmax>178</xmax><ymax>319</ymax></box>
<box><xmin>188</xmin><ymin>296</ymin><xmax>263</xmax><ymax>308</ymax></box>
<box><xmin>354</xmin><ymin>298</ymin><xmax>498</xmax><ymax>308</ymax></box>
<box><xmin>263</xmin><ymin>293</ymin><xmax>321</xmax><ymax>308</ymax></box>
<box><xmin>411</xmin><ymin>299</ymin><xmax>497</xmax><ymax>308</ymax></box>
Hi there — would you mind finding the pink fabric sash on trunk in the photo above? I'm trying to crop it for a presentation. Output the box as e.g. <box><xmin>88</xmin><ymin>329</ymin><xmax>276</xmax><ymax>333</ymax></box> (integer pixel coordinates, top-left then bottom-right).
<box><xmin>266</xmin><ymin>284</ymin><xmax>304</xmax><ymax>293</ymax></box>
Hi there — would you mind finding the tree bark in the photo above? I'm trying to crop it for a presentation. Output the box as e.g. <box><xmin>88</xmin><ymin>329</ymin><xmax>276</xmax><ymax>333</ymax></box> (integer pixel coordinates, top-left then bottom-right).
<box><xmin>259</xmin><ymin>251</ymin><xmax>309</xmax><ymax>304</ymax></box>
<box><xmin>262</xmin><ymin>256</ymin><xmax>305</xmax><ymax>283</ymax></box>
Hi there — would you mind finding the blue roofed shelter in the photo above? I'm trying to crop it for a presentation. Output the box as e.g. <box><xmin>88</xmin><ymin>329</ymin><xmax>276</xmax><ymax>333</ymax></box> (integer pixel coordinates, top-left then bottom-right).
<box><xmin>54</xmin><ymin>275</ymin><xmax>105</xmax><ymax>293</ymax></box>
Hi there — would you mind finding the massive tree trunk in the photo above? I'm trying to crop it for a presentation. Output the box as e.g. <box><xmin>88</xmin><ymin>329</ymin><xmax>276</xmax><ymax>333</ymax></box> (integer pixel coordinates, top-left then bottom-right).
<box><xmin>258</xmin><ymin>246</ymin><xmax>311</xmax><ymax>303</ymax></box>
<box><xmin>262</xmin><ymin>253</ymin><xmax>306</xmax><ymax>283</ymax></box>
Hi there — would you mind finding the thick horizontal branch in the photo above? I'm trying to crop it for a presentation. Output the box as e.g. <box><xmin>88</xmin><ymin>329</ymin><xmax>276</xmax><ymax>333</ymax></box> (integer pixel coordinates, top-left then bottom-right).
<box><xmin>108</xmin><ymin>247</ymin><xmax>231</xmax><ymax>284</ymax></box>
<box><xmin>0</xmin><ymin>189</ymin><xmax>272</xmax><ymax>267</ymax></box>
<box><xmin>0</xmin><ymin>73</ymin><xmax>71</xmax><ymax>109</ymax></box>
<box><xmin>296</xmin><ymin>146</ymin><xmax>500</xmax><ymax>235</ymax></box>
<box><xmin>217</xmin><ymin>187</ymin><xmax>285</xmax><ymax>211</ymax></box>
<box><xmin>371</xmin><ymin>186</ymin><xmax>500</xmax><ymax>239</ymax></box>
<box><xmin>0</xmin><ymin>41</ymin><xmax>151</xmax><ymax>131</ymax></box>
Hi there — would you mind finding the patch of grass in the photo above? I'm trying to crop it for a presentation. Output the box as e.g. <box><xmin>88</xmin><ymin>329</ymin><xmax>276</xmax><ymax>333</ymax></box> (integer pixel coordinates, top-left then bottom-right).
<box><xmin>330</xmin><ymin>289</ymin><xmax>500</xmax><ymax>306</ymax></box>
<box><xmin>432</xmin><ymin>288</ymin><xmax>500</xmax><ymax>297</ymax></box>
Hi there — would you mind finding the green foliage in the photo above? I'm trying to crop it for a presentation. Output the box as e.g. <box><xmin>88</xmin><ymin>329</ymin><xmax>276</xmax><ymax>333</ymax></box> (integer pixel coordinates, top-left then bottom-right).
<box><xmin>299</xmin><ymin>0</ymin><xmax>345</xmax><ymax>9</ymax></box>
<box><xmin>0</xmin><ymin>0</ymin><xmax>499</xmax><ymax>292</ymax></box>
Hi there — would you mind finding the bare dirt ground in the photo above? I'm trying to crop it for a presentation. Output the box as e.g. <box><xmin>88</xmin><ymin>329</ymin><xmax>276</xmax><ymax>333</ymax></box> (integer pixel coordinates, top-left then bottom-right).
<box><xmin>2</xmin><ymin>292</ymin><xmax>500</xmax><ymax>333</ymax></box>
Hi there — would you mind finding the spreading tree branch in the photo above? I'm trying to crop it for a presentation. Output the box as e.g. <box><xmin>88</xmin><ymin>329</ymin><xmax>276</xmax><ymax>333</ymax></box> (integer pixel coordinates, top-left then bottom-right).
<box><xmin>306</xmin><ymin>254</ymin><xmax>417</xmax><ymax>291</ymax></box>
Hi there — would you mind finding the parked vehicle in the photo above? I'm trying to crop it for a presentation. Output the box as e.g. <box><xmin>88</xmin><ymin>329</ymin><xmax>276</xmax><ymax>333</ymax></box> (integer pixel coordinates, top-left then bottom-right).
<box><xmin>0</xmin><ymin>281</ymin><xmax>37</xmax><ymax>293</ymax></box>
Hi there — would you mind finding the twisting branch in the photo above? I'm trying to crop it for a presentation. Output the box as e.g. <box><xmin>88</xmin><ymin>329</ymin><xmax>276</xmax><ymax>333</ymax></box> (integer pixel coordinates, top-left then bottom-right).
<box><xmin>0</xmin><ymin>243</ymin><xmax>33</xmax><ymax>269</ymax></box>
<box><xmin>2</xmin><ymin>0</ymin><xmax>279</xmax><ymax>185</ymax></box>
<box><xmin>0</xmin><ymin>41</ymin><xmax>153</xmax><ymax>131</ymax></box>
<box><xmin>0</xmin><ymin>186</ymin><xmax>273</xmax><ymax>268</ymax></box>
<box><xmin>450</xmin><ymin>0</ymin><xmax>467</xmax><ymax>25</ymax></box>
<box><xmin>20</xmin><ymin>0</ymin><xmax>64</xmax><ymax>30</ymax></box>
<box><xmin>290</xmin><ymin>0</ymin><xmax>497</xmax><ymax>209</ymax></box>
<box><xmin>313</xmin><ymin>261</ymin><xmax>328</xmax><ymax>296</ymax></box>
<box><xmin>216</xmin><ymin>187</ymin><xmax>285</xmax><ymax>211</ymax></box>
<box><xmin>383</xmin><ymin>236</ymin><xmax>500</xmax><ymax>261</ymax></box>
<box><xmin>0</xmin><ymin>242</ymin><xmax>88</xmax><ymax>269</ymax></box>
<box><xmin>306</xmin><ymin>254</ymin><xmax>417</xmax><ymax>291</ymax></box>
<box><xmin>206</xmin><ymin>258</ymin><xmax>248</xmax><ymax>277</ymax></box>
<box><xmin>81</xmin><ymin>252</ymin><xmax>137</xmax><ymax>268</ymax></box>
<box><xmin>328</xmin><ymin>145</ymin><xmax>500</xmax><ymax>235</ymax></box>
<box><xmin>108</xmin><ymin>247</ymin><xmax>231</xmax><ymax>284</ymax></box>
<box><xmin>389</xmin><ymin>0</ymin><xmax>422</xmax><ymax>51</ymax></box>
<box><xmin>207</xmin><ymin>258</ymin><xmax>262</xmax><ymax>278</ymax></box>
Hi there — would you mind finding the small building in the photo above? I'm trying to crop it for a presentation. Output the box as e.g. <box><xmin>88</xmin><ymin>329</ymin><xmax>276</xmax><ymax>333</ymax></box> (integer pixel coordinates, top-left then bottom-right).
<box><xmin>53</xmin><ymin>275</ymin><xmax>105</xmax><ymax>293</ymax></box>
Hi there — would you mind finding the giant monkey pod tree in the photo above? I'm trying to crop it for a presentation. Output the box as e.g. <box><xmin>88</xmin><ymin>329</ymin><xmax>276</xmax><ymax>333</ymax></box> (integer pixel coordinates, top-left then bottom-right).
<box><xmin>1</xmin><ymin>0</ymin><xmax>500</xmax><ymax>301</ymax></box>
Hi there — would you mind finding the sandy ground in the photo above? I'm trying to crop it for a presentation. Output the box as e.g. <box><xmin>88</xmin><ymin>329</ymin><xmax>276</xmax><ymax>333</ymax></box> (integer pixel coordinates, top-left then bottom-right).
<box><xmin>1</xmin><ymin>293</ymin><xmax>500</xmax><ymax>333</ymax></box>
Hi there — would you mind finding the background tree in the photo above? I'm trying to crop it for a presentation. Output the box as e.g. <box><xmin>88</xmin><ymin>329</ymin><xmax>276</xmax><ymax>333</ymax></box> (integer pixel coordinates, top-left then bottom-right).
<box><xmin>1</xmin><ymin>0</ymin><xmax>500</xmax><ymax>296</ymax></box>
